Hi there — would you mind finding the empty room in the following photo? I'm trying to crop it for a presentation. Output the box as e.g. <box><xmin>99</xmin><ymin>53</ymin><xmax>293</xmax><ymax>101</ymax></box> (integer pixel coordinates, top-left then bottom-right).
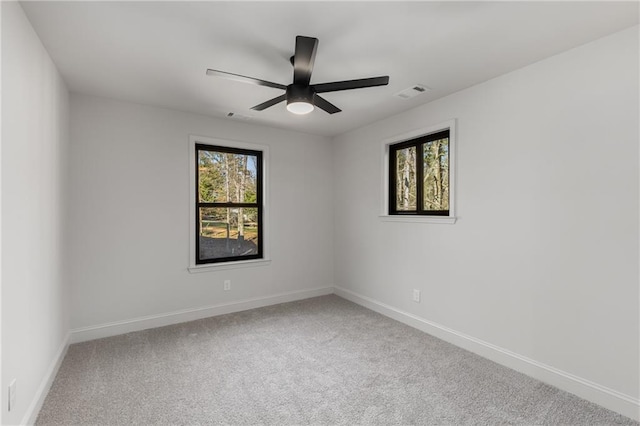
<box><xmin>2</xmin><ymin>1</ymin><xmax>639</xmax><ymax>424</ymax></box>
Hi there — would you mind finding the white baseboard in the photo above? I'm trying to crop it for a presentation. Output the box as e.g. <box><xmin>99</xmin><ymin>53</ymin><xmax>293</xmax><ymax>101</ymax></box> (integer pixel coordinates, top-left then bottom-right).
<box><xmin>70</xmin><ymin>286</ymin><xmax>334</xmax><ymax>344</ymax></box>
<box><xmin>334</xmin><ymin>286</ymin><xmax>640</xmax><ymax>422</ymax></box>
<box><xmin>22</xmin><ymin>332</ymin><xmax>70</xmax><ymax>426</ymax></box>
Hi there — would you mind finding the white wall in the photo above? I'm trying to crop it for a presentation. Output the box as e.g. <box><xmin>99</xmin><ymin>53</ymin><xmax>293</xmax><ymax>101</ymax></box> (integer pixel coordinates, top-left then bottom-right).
<box><xmin>1</xmin><ymin>2</ymin><xmax>70</xmax><ymax>424</ymax></box>
<box><xmin>68</xmin><ymin>94</ymin><xmax>334</xmax><ymax>330</ymax></box>
<box><xmin>333</xmin><ymin>25</ymin><xmax>639</xmax><ymax>416</ymax></box>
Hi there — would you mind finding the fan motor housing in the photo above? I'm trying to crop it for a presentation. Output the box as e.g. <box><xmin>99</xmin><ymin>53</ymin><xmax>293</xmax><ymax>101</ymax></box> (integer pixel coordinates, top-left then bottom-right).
<box><xmin>286</xmin><ymin>84</ymin><xmax>316</xmax><ymax>105</ymax></box>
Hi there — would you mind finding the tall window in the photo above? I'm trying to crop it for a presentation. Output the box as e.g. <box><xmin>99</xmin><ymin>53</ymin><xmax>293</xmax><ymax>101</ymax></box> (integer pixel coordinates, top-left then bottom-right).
<box><xmin>195</xmin><ymin>144</ymin><xmax>263</xmax><ymax>264</ymax></box>
<box><xmin>389</xmin><ymin>129</ymin><xmax>450</xmax><ymax>215</ymax></box>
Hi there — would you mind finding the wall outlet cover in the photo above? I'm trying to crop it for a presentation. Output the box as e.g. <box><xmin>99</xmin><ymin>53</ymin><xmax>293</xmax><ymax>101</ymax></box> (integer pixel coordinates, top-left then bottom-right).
<box><xmin>8</xmin><ymin>379</ymin><xmax>16</xmax><ymax>411</ymax></box>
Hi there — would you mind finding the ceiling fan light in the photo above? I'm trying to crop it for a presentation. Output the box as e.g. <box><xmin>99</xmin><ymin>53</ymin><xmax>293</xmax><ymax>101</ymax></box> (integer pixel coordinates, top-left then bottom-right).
<box><xmin>286</xmin><ymin>101</ymin><xmax>314</xmax><ymax>115</ymax></box>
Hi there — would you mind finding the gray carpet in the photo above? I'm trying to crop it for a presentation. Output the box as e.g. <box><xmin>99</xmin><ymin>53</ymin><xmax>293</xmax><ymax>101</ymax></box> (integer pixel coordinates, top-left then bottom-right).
<box><xmin>37</xmin><ymin>295</ymin><xmax>637</xmax><ymax>425</ymax></box>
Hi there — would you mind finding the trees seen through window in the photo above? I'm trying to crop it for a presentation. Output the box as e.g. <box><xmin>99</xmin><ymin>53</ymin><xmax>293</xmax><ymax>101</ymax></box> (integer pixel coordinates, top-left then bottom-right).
<box><xmin>389</xmin><ymin>130</ymin><xmax>450</xmax><ymax>216</ymax></box>
<box><xmin>196</xmin><ymin>144</ymin><xmax>263</xmax><ymax>264</ymax></box>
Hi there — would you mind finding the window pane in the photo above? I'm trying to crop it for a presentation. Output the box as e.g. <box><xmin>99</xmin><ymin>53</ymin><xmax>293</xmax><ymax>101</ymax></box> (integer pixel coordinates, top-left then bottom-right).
<box><xmin>199</xmin><ymin>151</ymin><xmax>258</xmax><ymax>203</ymax></box>
<box><xmin>199</xmin><ymin>207</ymin><xmax>259</xmax><ymax>261</ymax></box>
<box><xmin>395</xmin><ymin>146</ymin><xmax>417</xmax><ymax>211</ymax></box>
<box><xmin>423</xmin><ymin>138</ymin><xmax>449</xmax><ymax>211</ymax></box>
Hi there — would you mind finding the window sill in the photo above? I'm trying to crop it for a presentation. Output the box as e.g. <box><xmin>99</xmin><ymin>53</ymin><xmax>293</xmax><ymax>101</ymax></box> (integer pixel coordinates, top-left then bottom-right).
<box><xmin>188</xmin><ymin>259</ymin><xmax>271</xmax><ymax>273</ymax></box>
<box><xmin>379</xmin><ymin>215</ymin><xmax>457</xmax><ymax>224</ymax></box>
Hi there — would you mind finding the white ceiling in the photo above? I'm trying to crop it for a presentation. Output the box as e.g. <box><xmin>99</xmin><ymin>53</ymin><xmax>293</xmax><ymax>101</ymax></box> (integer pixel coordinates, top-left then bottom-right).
<box><xmin>20</xmin><ymin>1</ymin><xmax>638</xmax><ymax>137</ymax></box>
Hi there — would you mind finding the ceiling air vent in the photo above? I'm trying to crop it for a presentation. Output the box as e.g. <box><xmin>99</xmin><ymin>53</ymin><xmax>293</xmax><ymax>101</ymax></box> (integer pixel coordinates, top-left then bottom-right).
<box><xmin>394</xmin><ymin>84</ymin><xmax>430</xmax><ymax>99</ymax></box>
<box><xmin>226</xmin><ymin>112</ymin><xmax>252</xmax><ymax>121</ymax></box>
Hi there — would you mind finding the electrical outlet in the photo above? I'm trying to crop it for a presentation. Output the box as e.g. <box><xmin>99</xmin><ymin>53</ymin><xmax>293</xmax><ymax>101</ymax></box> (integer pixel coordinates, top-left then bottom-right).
<box><xmin>8</xmin><ymin>379</ymin><xmax>16</xmax><ymax>411</ymax></box>
<box><xmin>412</xmin><ymin>289</ymin><xmax>421</xmax><ymax>303</ymax></box>
<box><xmin>224</xmin><ymin>280</ymin><xmax>231</xmax><ymax>291</ymax></box>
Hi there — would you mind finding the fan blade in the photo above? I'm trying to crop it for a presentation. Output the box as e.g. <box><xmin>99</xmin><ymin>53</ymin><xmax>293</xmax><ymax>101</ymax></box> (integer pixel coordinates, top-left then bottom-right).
<box><xmin>251</xmin><ymin>94</ymin><xmax>287</xmax><ymax>111</ymax></box>
<box><xmin>314</xmin><ymin>95</ymin><xmax>341</xmax><ymax>114</ymax></box>
<box><xmin>293</xmin><ymin>36</ymin><xmax>318</xmax><ymax>86</ymax></box>
<box><xmin>207</xmin><ymin>69</ymin><xmax>287</xmax><ymax>90</ymax></box>
<box><xmin>312</xmin><ymin>76</ymin><xmax>389</xmax><ymax>93</ymax></box>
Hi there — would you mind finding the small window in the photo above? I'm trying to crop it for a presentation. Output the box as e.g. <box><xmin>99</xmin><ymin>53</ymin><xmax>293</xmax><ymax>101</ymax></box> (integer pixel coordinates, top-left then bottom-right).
<box><xmin>195</xmin><ymin>144</ymin><xmax>263</xmax><ymax>264</ymax></box>
<box><xmin>389</xmin><ymin>129</ymin><xmax>450</xmax><ymax>216</ymax></box>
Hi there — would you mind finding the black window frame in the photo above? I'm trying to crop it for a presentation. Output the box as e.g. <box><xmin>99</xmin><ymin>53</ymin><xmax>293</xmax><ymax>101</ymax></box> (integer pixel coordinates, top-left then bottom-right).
<box><xmin>195</xmin><ymin>143</ymin><xmax>264</xmax><ymax>264</ymax></box>
<box><xmin>389</xmin><ymin>129</ymin><xmax>450</xmax><ymax>216</ymax></box>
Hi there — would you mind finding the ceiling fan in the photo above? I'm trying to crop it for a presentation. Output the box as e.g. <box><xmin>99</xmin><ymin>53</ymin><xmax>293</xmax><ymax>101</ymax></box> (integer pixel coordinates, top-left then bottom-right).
<box><xmin>206</xmin><ymin>36</ymin><xmax>389</xmax><ymax>115</ymax></box>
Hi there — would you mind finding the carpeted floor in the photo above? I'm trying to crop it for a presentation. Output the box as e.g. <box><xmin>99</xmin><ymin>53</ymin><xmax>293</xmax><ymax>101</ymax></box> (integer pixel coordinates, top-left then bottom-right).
<box><xmin>37</xmin><ymin>295</ymin><xmax>637</xmax><ymax>425</ymax></box>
